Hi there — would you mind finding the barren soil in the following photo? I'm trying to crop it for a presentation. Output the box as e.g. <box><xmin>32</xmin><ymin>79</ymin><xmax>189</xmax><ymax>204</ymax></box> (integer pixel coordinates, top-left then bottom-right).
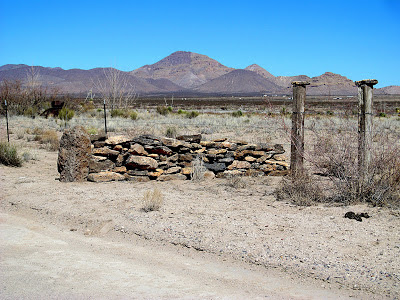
<box><xmin>1</xmin><ymin>141</ymin><xmax>400</xmax><ymax>299</ymax></box>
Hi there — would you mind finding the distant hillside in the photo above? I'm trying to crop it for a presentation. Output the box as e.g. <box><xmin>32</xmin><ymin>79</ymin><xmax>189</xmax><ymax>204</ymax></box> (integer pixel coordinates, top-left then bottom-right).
<box><xmin>1</xmin><ymin>51</ymin><xmax>399</xmax><ymax>96</ymax></box>
<box><xmin>194</xmin><ymin>69</ymin><xmax>281</xmax><ymax>95</ymax></box>
<box><xmin>0</xmin><ymin>65</ymin><xmax>181</xmax><ymax>95</ymax></box>
<box><xmin>131</xmin><ymin>51</ymin><xmax>233</xmax><ymax>89</ymax></box>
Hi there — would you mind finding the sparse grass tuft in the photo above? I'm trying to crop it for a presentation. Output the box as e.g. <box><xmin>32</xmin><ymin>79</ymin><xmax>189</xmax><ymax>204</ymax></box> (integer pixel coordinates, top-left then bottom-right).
<box><xmin>165</xmin><ymin>126</ymin><xmax>177</xmax><ymax>138</ymax></box>
<box><xmin>0</xmin><ymin>142</ymin><xmax>22</xmax><ymax>167</ymax></box>
<box><xmin>141</xmin><ymin>188</ymin><xmax>163</xmax><ymax>212</ymax></box>
<box><xmin>226</xmin><ymin>175</ymin><xmax>247</xmax><ymax>189</ymax></box>
<box><xmin>231</xmin><ymin>110</ymin><xmax>243</xmax><ymax>117</ymax></box>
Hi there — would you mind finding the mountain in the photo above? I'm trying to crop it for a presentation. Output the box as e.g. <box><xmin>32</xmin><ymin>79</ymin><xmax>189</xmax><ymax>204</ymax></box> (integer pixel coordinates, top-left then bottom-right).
<box><xmin>1</xmin><ymin>51</ymin><xmax>399</xmax><ymax>96</ymax></box>
<box><xmin>307</xmin><ymin>72</ymin><xmax>357</xmax><ymax>95</ymax></box>
<box><xmin>376</xmin><ymin>85</ymin><xmax>400</xmax><ymax>95</ymax></box>
<box><xmin>0</xmin><ymin>65</ymin><xmax>181</xmax><ymax>95</ymax></box>
<box><xmin>244</xmin><ymin>64</ymin><xmax>275</xmax><ymax>81</ymax></box>
<box><xmin>131</xmin><ymin>51</ymin><xmax>234</xmax><ymax>89</ymax></box>
<box><xmin>194</xmin><ymin>69</ymin><xmax>281</xmax><ymax>95</ymax></box>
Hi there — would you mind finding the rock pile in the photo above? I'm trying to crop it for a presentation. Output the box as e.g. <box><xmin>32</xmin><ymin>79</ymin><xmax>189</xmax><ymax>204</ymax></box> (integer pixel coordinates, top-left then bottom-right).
<box><xmin>86</xmin><ymin>133</ymin><xmax>289</xmax><ymax>182</ymax></box>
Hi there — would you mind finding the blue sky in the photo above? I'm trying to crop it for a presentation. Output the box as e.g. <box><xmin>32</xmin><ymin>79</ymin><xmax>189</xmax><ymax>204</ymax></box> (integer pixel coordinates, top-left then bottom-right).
<box><xmin>0</xmin><ymin>0</ymin><xmax>399</xmax><ymax>87</ymax></box>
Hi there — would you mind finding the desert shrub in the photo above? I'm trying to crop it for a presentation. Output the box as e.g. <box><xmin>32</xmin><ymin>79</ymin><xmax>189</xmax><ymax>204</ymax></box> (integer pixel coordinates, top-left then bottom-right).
<box><xmin>231</xmin><ymin>110</ymin><xmax>243</xmax><ymax>117</ymax></box>
<box><xmin>130</xmin><ymin>111</ymin><xmax>138</xmax><ymax>120</ymax></box>
<box><xmin>156</xmin><ymin>106</ymin><xmax>170</xmax><ymax>116</ymax></box>
<box><xmin>58</xmin><ymin>107</ymin><xmax>74</xmax><ymax>122</ymax></box>
<box><xmin>111</xmin><ymin>109</ymin><xmax>125</xmax><ymax>118</ymax></box>
<box><xmin>141</xmin><ymin>188</ymin><xmax>163</xmax><ymax>212</ymax></box>
<box><xmin>165</xmin><ymin>126</ymin><xmax>177</xmax><ymax>138</ymax></box>
<box><xmin>186</xmin><ymin>110</ymin><xmax>200</xmax><ymax>119</ymax></box>
<box><xmin>167</xmin><ymin>106</ymin><xmax>173</xmax><ymax>112</ymax></box>
<box><xmin>0</xmin><ymin>142</ymin><xmax>22</xmax><ymax>167</ymax></box>
<box><xmin>275</xmin><ymin>175</ymin><xmax>323</xmax><ymax>206</ymax></box>
<box><xmin>309</xmin><ymin>123</ymin><xmax>400</xmax><ymax>207</ymax></box>
<box><xmin>177</xmin><ymin>109</ymin><xmax>185</xmax><ymax>114</ymax></box>
<box><xmin>191</xmin><ymin>155</ymin><xmax>207</xmax><ymax>181</ymax></box>
<box><xmin>34</xmin><ymin>130</ymin><xmax>59</xmax><ymax>151</ymax></box>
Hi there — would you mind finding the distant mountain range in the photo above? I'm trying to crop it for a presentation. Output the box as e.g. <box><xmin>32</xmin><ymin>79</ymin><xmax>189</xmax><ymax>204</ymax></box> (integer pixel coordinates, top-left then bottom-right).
<box><xmin>1</xmin><ymin>51</ymin><xmax>398</xmax><ymax>96</ymax></box>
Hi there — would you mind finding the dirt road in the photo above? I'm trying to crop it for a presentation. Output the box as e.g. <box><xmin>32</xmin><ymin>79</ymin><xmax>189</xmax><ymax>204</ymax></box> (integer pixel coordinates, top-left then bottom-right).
<box><xmin>1</xmin><ymin>212</ymin><xmax>355</xmax><ymax>300</ymax></box>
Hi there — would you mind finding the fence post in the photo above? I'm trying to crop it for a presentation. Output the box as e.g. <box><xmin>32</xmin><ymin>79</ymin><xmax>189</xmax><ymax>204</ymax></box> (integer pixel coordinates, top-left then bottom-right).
<box><xmin>355</xmin><ymin>79</ymin><xmax>378</xmax><ymax>195</ymax></box>
<box><xmin>103</xmin><ymin>99</ymin><xmax>108</xmax><ymax>135</ymax></box>
<box><xmin>5</xmin><ymin>99</ymin><xmax>10</xmax><ymax>143</ymax></box>
<box><xmin>290</xmin><ymin>81</ymin><xmax>310</xmax><ymax>178</ymax></box>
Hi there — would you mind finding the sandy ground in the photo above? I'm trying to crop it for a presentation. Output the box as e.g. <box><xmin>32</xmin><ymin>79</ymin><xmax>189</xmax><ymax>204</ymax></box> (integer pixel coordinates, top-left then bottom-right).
<box><xmin>1</xmin><ymin>141</ymin><xmax>400</xmax><ymax>299</ymax></box>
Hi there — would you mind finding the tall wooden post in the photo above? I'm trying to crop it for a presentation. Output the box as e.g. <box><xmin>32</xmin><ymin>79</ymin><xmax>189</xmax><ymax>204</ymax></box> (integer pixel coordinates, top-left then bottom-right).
<box><xmin>290</xmin><ymin>81</ymin><xmax>310</xmax><ymax>178</ymax></box>
<box><xmin>355</xmin><ymin>79</ymin><xmax>377</xmax><ymax>194</ymax></box>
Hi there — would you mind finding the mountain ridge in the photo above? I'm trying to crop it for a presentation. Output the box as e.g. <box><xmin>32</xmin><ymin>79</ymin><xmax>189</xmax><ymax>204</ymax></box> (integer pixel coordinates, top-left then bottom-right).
<box><xmin>1</xmin><ymin>51</ymin><xmax>398</xmax><ymax>95</ymax></box>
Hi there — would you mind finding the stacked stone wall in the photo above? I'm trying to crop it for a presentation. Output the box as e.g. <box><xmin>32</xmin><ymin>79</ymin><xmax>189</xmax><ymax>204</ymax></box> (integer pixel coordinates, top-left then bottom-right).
<box><xmin>86</xmin><ymin>134</ymin><xmax>289</xmax><ymax>182</ymax></box>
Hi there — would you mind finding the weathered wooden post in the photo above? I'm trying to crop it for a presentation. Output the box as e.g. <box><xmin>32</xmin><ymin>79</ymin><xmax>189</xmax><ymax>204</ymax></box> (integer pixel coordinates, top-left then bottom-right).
<box><xmin>355</xmin><ymin>79</ymin><xmax>378</xmax><ymax>194</ymax></box>
<box><xmin>290</xmin><ymin>81</ymin><xmax>310</xmax><ymax>178</ymax></box>
<box><xmin>103</xmin><ymin>99</ymin><xmax>108</xmax><ymax>135</ymax></box>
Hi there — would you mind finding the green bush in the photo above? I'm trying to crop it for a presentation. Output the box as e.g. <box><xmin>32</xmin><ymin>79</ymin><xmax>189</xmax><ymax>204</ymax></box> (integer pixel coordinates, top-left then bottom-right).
<box><xmin>58</xmin><ymin>107</ymin><xmax>74</xmax><ymax>122</ymax></box>
<box><xmin>156</xmin><ymin>106</ymin><xmax>170</xmax><ymax>116</ymax></box>
<box><xmin>177</xmin><ymin>109</ymin><xmax>185</xmax><ymax>114</ymax></box>
<box><xmin>167</xmin><ymin>106</ymin><xmax>173</xmax><ymax>112</ymax></box>
<box><xmin>186</xmin><ymin>110</ymin><xmax>200</xmax><ymax>119</ymax></box>
<box><xmin>231</xmin><ymin>110</ymin><xmax>243</xmax><ymax>117</ymax></box>
<box><xmin>111</xmin><ymin>109</ymin><xmax>125</xmax><ymax>118</ymax></box>
<box><xmin>130</xmin><ymin>111</ymin><xmax>138</xmax><ymax>120</ymax></box>
<box><xmin>0</xmin><ymin>142</ymin><xmax>22</xmax><ymax>167</ymax></box>
<box><xmin>378</xmin><ymin>112</ymin><xmax>387</xmax><ymax>118</ymax></box>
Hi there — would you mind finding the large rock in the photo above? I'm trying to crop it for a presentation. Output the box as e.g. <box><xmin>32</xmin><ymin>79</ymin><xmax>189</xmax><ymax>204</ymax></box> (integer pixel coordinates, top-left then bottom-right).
<box><xmin>176</xmin><ymin>134</ymin><xmax>201</xmax><ymax>143</ymax></box>
<box><xmin>126</xmin><ymin>155</ymin><xmax>158</xmax><ymax>170</ymax></box>
<box><xmin>204</xmin><ymin>162</ymin><xmax>226</xmax><ymax>172</ymax></box>
<box><xmin>58</xmin><ymin>126</ymin><xmax>91</xmax><ymax>182</ymax></box>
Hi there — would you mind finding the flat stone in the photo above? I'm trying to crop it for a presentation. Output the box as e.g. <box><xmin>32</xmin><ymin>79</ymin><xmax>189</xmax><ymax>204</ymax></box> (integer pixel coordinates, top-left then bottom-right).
<box><xmin>355</xmin><ymin>79</ymin><xmax>378</xmax><ymax>86</ymax></box>
<box><xmin>291</xmin><ymin>81</ymin><xmax>310</xmax><ymax>86</ymax></box>
<box><xmin>157</xmin><ymin>174</ymin><xmax>187</xmax><ymax>181</ymax></box>
<box><xmin>179</xmin><ymin>153</ymin><xmax>193</xmax><ymax>162</ymax></box>
<box><xmin>218</xmin><ymin>157</ymin><xmax>234</xmax><ymax>164</ymax></box>
<box><xmin>105</xmin><ymin>135</ymin><xmax>131</xmax><ymax>145</ymax></box>
<box><xmin>200</xmin><ymin>141</ymin><xmax>216</xmax><ymax>148</ymax></box>
<box><xmin>181</xmin><ymin>167</ymin><xmax>193</xmax><ymax>175</ymax></box>
<box><xmin>227</xmin><ymin>160</ymin><xmax>251</xmax><ymax>170</ymax></box>
<box><xmin>127</xmin><ymin>170</ymin><xmax>149</xmax><ymax>176</ymax></box>
<box><xmin>129</xmin><ymin>143</ymin><xmax>148</xmax><ymax>156</ymax></box>
<box><xmin>126</xmin><ymin>155</ymin><xmax>158</xmax><ymax>170</ymax></box>
<box><xmin>203</xmin><ymin>171</ymin><xmax>216</xmax><ymax>179</ymax></box>
<box><xmin>176</xmin><ymin>134</ymin><xmax>201</xmax><ymax>143</ymax></box>
<box><xmin>87</xmin><ymin>171</ymin><xmax>125</xmax><ymax>182</ymax></box>
<box><xmin>93</xmin><ymin>141</ymin><xmax>105</xmax><ymax>148</ymax></box>
<box><xmin>132</xmin><ymin>135</ymin><xmax>162</xmax><ymax>146</ymax></box>
<box><xmin>92</xmin><ymin>147</ymin><xmax>120</xmax><ymax>157</ymax></box>
<box><xmin>165</xmin><ymin>166</ymin><xmax>182</xmax><ymax>174</ymax></box>
<box><xmin>272</xmin><ymin>154</ymin><xmax>288</xmax><ymax>161</ymax></box>
<box><xmin>112</xmin><ymin>166</ymin><xmax>127</xmax><ymax>173</ymax></box>
<box><xmin>245</xmin><ymin>156</ymin><xmax>257</xmax><ymax>162</ymax></box>
<box><xmin>204</xmin><ymin>162</ymin><xmax>226</xmax><ymax>172</ymax></box>
<box><xmin>207</xmin><ymin>148</ymin><xmax>227</xmax><ymax>155</ymax></box>
<box><xmin>113</xmin><ymin>145</ymin><xmax>123</xmax><ymax>152</ymax></box>
<box><xmin>260</xmin><ymin>164</ymin><xmax>276</xmax><ymax>172</ymax></box>
<box><xmin>145</xmin><ymin>145</ymin><xmax>173</xmax><ymax>156</ymax></box>
<box><xmin>148</xmin><ymin>169</ymin><xmax>164</xmax><ymax>178</ymax></box>
<box><xmin>89</xmin><ymin>157</ymin><xmax>115</xmax><ymax>173</ymax></box>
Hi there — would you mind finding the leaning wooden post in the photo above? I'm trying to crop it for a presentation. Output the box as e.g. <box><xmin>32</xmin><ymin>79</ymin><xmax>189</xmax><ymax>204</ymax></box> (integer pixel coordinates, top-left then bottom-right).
<box><xmin>355</xmin><ymin>79</ymin><xmax>377</xmax><ymax>195</ymax></box>
<box><xmin>290</xmin><ymin>81</ymin><xmax>310</xmax><ymax>178</ymax></box>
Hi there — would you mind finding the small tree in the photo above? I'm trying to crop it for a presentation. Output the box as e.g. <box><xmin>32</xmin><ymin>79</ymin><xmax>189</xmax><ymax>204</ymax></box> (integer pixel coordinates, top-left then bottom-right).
<box><xmin>94</xmin><ymin>68</ymin><xmax>137</xmax><ymax>110</ymax></box>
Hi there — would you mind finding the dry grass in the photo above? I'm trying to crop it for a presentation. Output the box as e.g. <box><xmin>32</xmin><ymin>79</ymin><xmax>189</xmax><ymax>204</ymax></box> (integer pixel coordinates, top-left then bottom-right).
<box><xmin>190</xmin><ymin>155</ymin><xmax>207</xmax><ymax>181</ymax></box>
<box><xmin>275</xmin><ymin>175</ymin><xmax>324</xmax><ymax>206</ymax></box>
<box><xmin>141</xmin><ymin>188</ymin><xmax>163</xmax><ymax>212</ymax></box>
<box><xmin>33</xmin><ymin>129</ymin><xmax>59</xmax><ymax>151</ymax></box>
